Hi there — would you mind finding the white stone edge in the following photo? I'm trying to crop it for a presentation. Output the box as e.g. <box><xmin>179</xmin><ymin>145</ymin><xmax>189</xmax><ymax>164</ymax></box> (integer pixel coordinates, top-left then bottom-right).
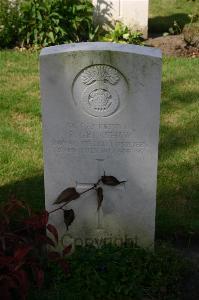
<box><xmin>40</xmin><ymin>42</ymin><xmax>162</xmax><ymax>59</ymax></box>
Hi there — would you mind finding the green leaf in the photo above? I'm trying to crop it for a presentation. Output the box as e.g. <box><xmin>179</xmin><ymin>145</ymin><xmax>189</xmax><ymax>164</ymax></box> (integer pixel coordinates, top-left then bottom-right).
<box><xmin>75</xmin><ymin>5</ymin><xmax>86</xmax><ymax>11</ymax></box>
<box><xmin>48</xmin><ymin>31</ymin><xmax>55</xmax><ymax>43</ymax></box>
<box><xmin>26</xmin><ymin>32</ymin><xmax>31</xmax><ymax>44</ymax></box>
<box><xmin>37</xmin><ymin>11</ymin><xmax>42</xmax><ymax>21</ymax></box>
<box><xmin>59</xmin><ymin>27</ymin><xmax>66</xmax><ymax>37</ymax></box>
<box><xmin>123</xmin><ymin>33</ymin><xmax>130</xmax><ymax>40</ymax></box>
<box><xmin>52</xmin><ymin>18</ymin><xmax>60</xmax><ymax>25</ymax></box>
<box><xmin>50</xmin><ymin>12</ymin><xmax>63</xmax><ymax>19</ymax></box>
<box><xmin>33</xmin><ymin>28</ymin><xmax>38</xmax><ymax>43</ymax></box>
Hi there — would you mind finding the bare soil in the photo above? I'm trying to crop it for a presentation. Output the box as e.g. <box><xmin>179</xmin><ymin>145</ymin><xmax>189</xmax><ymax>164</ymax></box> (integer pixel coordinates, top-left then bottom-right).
<box><xmin>146</xmin><ymin>34</ymin><xmax>199</xmax><ymax>57</ymax></box>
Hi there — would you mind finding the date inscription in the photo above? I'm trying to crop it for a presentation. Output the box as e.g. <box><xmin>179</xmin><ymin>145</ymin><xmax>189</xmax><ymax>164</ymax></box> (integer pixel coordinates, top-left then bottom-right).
<box><xmin>52</xmin><ymin>122</ymin><xmax>146</xmax><ymax>155</ymax></box>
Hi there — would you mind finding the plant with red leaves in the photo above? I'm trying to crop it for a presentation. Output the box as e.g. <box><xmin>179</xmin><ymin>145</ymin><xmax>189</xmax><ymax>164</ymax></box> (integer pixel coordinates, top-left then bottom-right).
<box><xmin>0</xmin><ymin>196</ymin><xmax>71</xmax><ymax>300</ymax></box>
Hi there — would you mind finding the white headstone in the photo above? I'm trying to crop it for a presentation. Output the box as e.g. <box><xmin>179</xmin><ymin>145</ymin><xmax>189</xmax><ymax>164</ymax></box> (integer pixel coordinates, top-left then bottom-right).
<box><xmin>93</xmin><ymin>0</ymin><xmax>149</xmax><ymax>38</ymax></box>
<box><xmin>40</xmin><ymin>42</ymin><xmax>162</xmax><ymax>249</ymax></box>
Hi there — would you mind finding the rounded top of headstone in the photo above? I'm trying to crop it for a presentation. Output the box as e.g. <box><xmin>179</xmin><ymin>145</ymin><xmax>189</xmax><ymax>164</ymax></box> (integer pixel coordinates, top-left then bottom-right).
<box><xmin>40</xmin><ymin>42</ymin><xmax>162</xmax><ymax>59</ymax></box>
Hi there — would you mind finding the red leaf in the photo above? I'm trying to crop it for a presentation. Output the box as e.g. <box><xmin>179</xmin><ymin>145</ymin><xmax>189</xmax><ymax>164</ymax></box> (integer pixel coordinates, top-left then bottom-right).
<box><xmin>47</xmin><ymin>224</ymin><xmax>58</xmax><ymax>244</ymax></box>
<box><xmin>58</xmin><ymin>259</ymin><xmax>69</xmax><ymax>274</ymax></box>
<box><xmin>1</xmin><ymin>214</ymin><xmax>10</xmax><ymax>225</ymax></box>
<box><xmin>0</xmin><ymin>282</ymin><xmax>12</xmax><ymax>300</ymax></box>
<box><xmin>42</xmin><ymin>210</ymin><xmax>49</xmax><ymax>225</ymax></box>
<box><xmin>33</xmin><ymin>267</ymin><xmax>44</xmax><ymax>289</ymax></box>
<box><xmin>0</xmin><ymin>275</ymin><xmax>18</xmax><ymax>289</ymax></box>
<box><xmin>24</xmin><ymin>211</ymin><xmax>49</xmax><ymax>229</ymax></box>
<box><xmin>4</xmin><ymin>198</ymin><xmax>26</xmax><ymax>214</ymax></box>
<box><xmin>48</xmin><ymin>251</ymin><xmax>61</xmax><ymax>261</ymax></box>
<box><xmin>36</xmin><ymin>235</ymin><xmax>56</xmax><ymax>247</ymax></box>
<box><xmin>14</xmin><ymin>245</ymin><xmax>32</xmax><ymax>261</ymax></box>
<box><xmin>63</xmin><ymin>244</ymin><xmax>72</xmax><ymax>256</ymax></box>
<box><xmin>0</xmin><ymin>256</ymin><xmax>14</xmax><ymax>266</ymax></box>
<box><xmin>4</xmin><ymin>233</ymin><xmax>21</xmax><ymax>242</ymax></box>
<box><xmin>11</xmin><ymin>270</ymin><xmax>29</xmax><ymax>299</ymax></box>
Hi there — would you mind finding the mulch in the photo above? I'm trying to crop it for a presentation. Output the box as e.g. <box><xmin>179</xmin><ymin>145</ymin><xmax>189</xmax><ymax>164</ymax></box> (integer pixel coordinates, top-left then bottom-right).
<box><xmin>146</xmin><ymin>34</ymin><xmax>199</xmax><ymax>58</ymax></box>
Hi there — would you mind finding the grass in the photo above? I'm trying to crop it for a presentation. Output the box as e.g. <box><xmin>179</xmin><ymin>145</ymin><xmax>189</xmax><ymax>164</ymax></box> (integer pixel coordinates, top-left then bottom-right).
<box><xmin>30</xmin><ymin>243</ymin><xmax>188</xmax><ymax>300</ymax></box>
<box><xmin>149</xmin><ymin>0</ymin><xmax>199</xmax><ymax>33</ymax></box>
<box><xmin>157</xmin><ymin>57</ymin><xmax>199</xmax><ymax>237</ymax></box>
<box><xmin>0</xmin><ymin>50</ymin><xmax>44</xmax><ymax>210</ymax></box>
<box><xmin>0</xmin><ymin>50</ymin><xmax>198</xmax><ymax>238</ymax></box>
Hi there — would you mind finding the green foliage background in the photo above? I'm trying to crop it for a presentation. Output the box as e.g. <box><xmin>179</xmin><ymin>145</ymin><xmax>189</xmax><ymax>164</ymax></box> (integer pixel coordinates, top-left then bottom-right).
<box><xmin>18</xmin><ymin>0</ymin><xmax>94</xmax><ymax>46</ymax></box>
<box><xmin>0</xmin><ymin>0</ymin><xmax>95</xmax><ymax>48</ymax></box>
<box><xmin>0</xmin><ymin>0</ymin><xmax>21</xmax><ymax>47</ymax></box>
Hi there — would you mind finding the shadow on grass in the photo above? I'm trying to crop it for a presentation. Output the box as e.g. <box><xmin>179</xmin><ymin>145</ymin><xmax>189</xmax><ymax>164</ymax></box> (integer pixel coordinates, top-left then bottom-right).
<box><xmin>160</xmin><ymin>77</ymin><xmax>198</xmax><ymax>153</ymax></box>
<box><xmin>0</xmin><ymin>174</ymin><xmax>45</xmax><ymax>211</ymax></box>
<box><xmin>156</xmin><ymin>77</ymin><xmax>199</xmax><ymax>238</ymax></box>
<box><xmin>149</xmin><ymin>13</ymin><xmax>190</xmax><ymax>34</ymax></box>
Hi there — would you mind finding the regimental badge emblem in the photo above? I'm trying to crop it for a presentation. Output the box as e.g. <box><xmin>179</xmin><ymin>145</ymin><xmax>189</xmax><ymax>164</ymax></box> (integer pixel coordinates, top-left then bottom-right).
<box><xmin>72</xmin><ymin>64</ymin><xmax>128</xmax><ymax>117</ymax></box>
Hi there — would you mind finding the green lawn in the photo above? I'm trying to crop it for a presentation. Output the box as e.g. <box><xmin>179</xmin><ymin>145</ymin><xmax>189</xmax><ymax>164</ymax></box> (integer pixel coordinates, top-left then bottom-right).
<box><xmin>149</xmin><ymin>0</ymin><xmax>199</xmax><ymax>33</ymax></box>
<box><xmin>157</xmin><ymin>57</ymin><xmax>199</xmax><ymax>237</ymax></box>
<box><xmin>0</xmin><ymin>51</ymin><xmax>199</xmax><ymax>238</ymax></box>
<box><xmin>0</xmin><ymin>50</ymin><xmax>44</xmax><ymax>210</ymax></box>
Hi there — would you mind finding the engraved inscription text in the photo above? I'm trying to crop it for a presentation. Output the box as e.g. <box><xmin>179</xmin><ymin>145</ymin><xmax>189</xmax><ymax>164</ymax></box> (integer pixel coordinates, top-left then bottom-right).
<box><xmin>52</xmin><ymin>122</ymin><xmax>146</xmax><ymax>157</ymax></box>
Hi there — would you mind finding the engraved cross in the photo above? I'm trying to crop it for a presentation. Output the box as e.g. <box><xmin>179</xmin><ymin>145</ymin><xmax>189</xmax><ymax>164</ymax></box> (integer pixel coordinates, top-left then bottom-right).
<box><xmin>76</xmin><ymin>159</ymin><xmax>126</xmax><ymax>193</ymax></box>
<box><xmin>76</xmin><ymin>159</ymin><xmax>126</xmax><ymax>229</ymax></box>
<box><xmin>76</xmin><ymin>159</ymin><xmax>105</xmax><ymax>192</ymax></box>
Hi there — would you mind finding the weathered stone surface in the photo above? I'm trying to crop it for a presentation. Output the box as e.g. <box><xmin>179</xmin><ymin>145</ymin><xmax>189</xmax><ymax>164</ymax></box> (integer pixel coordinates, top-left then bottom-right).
<box><xmin>40</xmin><ymin>42</ymin><xmax>162</xmax><ymax>248</ymax></box>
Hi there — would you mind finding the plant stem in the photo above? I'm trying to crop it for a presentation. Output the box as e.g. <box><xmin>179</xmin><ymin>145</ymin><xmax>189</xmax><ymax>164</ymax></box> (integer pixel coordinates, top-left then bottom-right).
<box><xmin>79</xmin><ymin>185</ymin><xmax>95</xmax><ymax>196</ymax></box>
<box><xmin>49</xmin><ymin>183</ymin><xmax>100</xmax><ymax>214</ymax></box>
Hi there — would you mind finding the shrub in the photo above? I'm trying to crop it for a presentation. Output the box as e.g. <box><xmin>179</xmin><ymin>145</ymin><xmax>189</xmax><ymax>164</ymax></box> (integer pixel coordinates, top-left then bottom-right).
<box><xmin>183</xmin><ymin>22</ymin><xmax>199</xmax><ymax>48</ymax></box>
<box><xmin>0</xmin><ymin>0</ymin><xmax>96</xmax><ymax>48</ymax></box>
<box><xmin>18</xmin><ymin>0</ymin><xmax>95</xmax><ymax>47</ymax></box>
<box><xmin>0</xmin><ymin>0</ymin><xmax>20</xmax><ymax>48</ymax></box>
<box><xmin>168</xmin><ymin>20</ymin><xmax>182</xmax><ymax>35</ymax></box>
<box><xmin>0</xmin><ymin>1</ymin><xmax>143</xmax><ymax>48</ymax></box>
<box><xmin>0</xmin><ymin>197</ymin><xmax>71</xmax><ymax>300</ymax></box>
<box><xmin>101</xmin><ymin>21</ymin><xmax>143</xmax><ymax>45</ymax></box>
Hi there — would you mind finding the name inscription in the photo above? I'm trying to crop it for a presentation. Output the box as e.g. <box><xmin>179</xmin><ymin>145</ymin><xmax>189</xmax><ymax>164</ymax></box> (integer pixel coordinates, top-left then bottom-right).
<box><xmin>52</xmin><ymin>122</ymin><xmax>146</xmax><ymax>156</ymax></box>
